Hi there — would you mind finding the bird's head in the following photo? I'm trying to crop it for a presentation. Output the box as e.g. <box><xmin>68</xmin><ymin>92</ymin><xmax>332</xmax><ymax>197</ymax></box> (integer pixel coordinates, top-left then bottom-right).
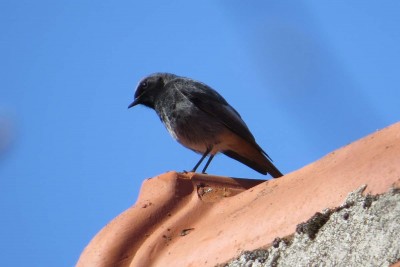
<box><xmin>128</xmin><ymin>73</ymin><xmax>177</xmax><ymax>109</ymax></box>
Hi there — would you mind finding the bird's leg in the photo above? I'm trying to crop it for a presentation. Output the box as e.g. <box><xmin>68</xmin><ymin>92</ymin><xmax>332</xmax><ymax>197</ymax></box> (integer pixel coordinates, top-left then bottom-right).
<box><xmin>201</xmin><ymin>154</ymin><xmax>214</xmax><ymax>174</ymax></box>
<box><xmin>190</xmin><ymin>147</ymin><xmax>211</xmax><ymax>172</ymax></box>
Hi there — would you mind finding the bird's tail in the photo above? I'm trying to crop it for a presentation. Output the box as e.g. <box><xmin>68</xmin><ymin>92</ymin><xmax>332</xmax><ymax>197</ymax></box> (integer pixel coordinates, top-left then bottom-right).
<box><xmin>223</xmin><ymin>149</ymin><xmax>283</xmax><ymax>177</ymax></box>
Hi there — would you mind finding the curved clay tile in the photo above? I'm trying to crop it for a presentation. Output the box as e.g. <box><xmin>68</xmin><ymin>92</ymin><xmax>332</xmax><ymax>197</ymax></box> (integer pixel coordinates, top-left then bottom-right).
<box><xmin>77</xmin><ymin>122</ymin><xmax>400</xmax><ymax>267</ymax></box>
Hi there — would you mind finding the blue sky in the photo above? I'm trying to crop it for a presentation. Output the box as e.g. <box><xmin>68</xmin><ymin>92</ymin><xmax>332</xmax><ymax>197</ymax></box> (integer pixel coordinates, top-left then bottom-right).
<box><xmin>1</xmin><ymin>1</ymin><xmax>399</xmax><ymax>266</ymax></box>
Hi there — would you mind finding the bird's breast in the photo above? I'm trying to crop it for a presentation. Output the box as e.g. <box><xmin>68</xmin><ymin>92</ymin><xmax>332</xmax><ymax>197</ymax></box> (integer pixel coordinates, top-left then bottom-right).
<box><xmin>156</xmin><ymin>99</ymin><xmax>226</xmax><ymax>154</ymax></box>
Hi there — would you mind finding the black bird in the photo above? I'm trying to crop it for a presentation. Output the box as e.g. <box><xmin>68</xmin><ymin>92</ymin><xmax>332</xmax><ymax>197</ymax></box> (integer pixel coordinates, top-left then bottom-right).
<box><xmin>128</xmin><ymin>73</ymin><xmax>283</xmax><ymax>178</ymax></box>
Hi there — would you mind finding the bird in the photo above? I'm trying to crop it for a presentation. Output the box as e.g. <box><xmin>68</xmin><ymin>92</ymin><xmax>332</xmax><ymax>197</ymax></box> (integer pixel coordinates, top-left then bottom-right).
<box><xmin>128</xmin><ymin>73</ymin><xmax>283</xmax><ymax>178</ymax></box>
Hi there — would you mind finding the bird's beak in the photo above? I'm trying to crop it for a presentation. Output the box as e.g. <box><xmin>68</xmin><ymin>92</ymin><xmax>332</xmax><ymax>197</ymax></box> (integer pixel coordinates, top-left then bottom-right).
<box><xmin>128</xmin><ymin>98</ymin><xmax>140</xmax><ymax>109</ymax></box>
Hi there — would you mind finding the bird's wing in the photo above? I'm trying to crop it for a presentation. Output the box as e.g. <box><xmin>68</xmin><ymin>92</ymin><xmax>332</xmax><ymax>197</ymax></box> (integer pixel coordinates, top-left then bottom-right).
<box><xmin>167</xmin><ymin>78</ymin><xmax>270</xmax><ymax>159</ymax></box>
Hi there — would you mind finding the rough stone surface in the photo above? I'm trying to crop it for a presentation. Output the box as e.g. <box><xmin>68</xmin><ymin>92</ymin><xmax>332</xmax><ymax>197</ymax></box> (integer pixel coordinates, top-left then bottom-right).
<box><xmin>222</xmin><ymin>186</ymin><xmax>400</xmax><ymax>267</ymax></box>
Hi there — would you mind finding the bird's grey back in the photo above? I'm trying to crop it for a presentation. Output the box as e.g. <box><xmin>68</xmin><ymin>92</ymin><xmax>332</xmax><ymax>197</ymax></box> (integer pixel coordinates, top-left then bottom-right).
<box><xmin>169</xmin><ymin>78</ymin><xmax>260</xmax><ymax>144</ymax></box>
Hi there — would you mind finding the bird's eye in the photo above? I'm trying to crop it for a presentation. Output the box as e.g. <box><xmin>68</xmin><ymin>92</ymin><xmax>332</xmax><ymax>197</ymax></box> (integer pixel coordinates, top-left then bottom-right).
<box><xmin>141</xmin><ymin>81</ymin><xmax>148</xmax><ymax>88</ymax></box>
